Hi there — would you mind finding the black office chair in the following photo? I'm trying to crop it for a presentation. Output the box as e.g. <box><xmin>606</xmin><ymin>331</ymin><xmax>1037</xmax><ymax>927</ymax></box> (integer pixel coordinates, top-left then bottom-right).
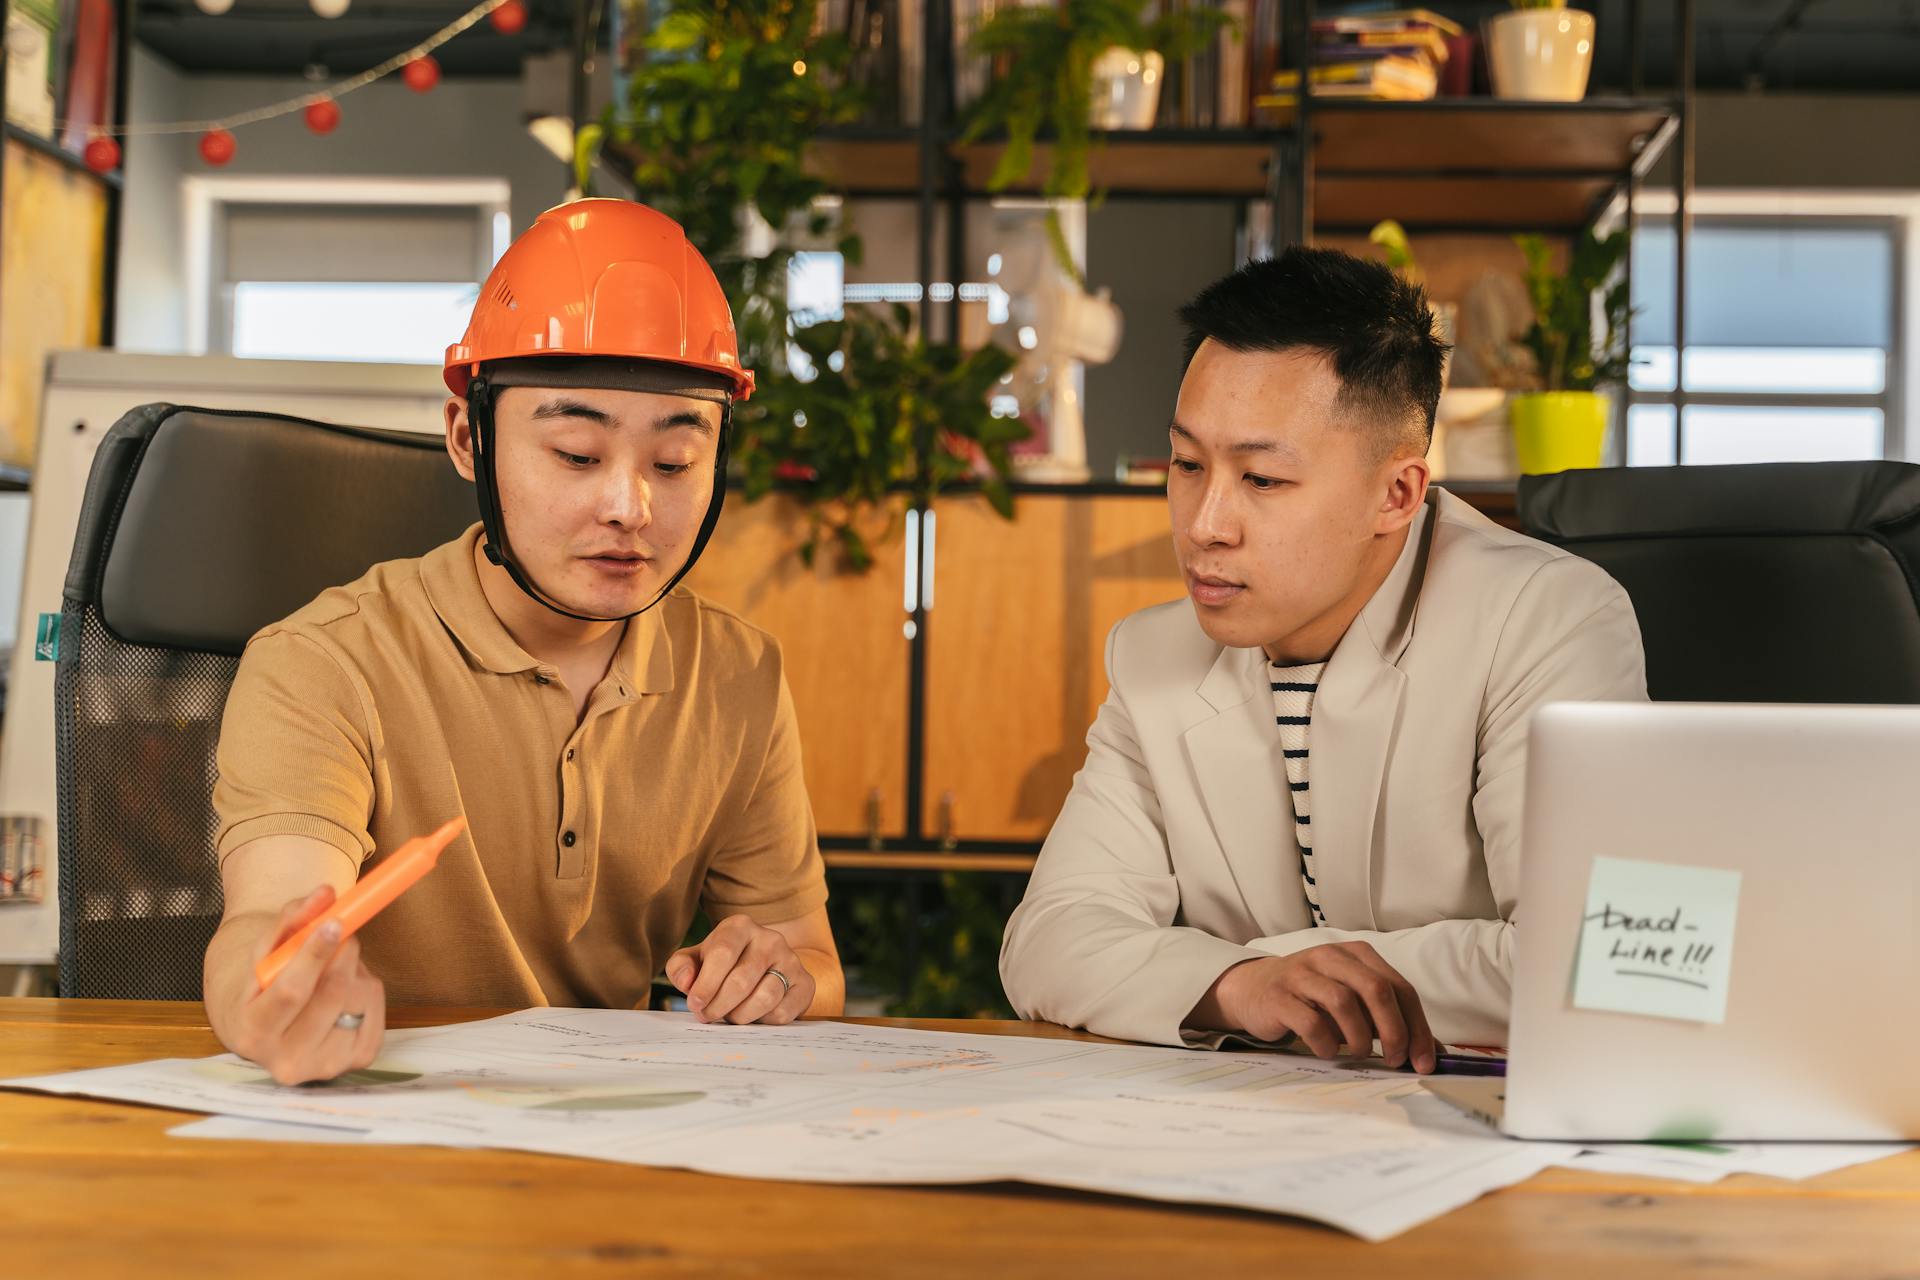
<box><xmin>56</xmin><ymin>403</ymin><xmax>475</xmax><ymax>999</ymax></box>
<box><xmin>1519</xmin><ymin>461</ymin><xmax>1920</xmax><ymax>703</ymax></box>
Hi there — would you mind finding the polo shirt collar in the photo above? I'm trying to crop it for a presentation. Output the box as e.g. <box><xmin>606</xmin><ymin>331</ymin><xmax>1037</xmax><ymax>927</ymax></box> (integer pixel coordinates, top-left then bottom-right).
<box><xmin>609</xmin><ymin>598</ymin><xmax>676</xmax><ymax>696</ymax></box>
<box><xmin>422</xmin><ymin>524</ymin><xmax>675</xmax><ymax>694</ymax></box>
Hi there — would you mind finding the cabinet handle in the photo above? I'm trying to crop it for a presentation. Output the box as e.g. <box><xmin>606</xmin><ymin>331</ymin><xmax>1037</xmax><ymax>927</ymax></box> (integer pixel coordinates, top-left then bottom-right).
<box><xmin>903</xmin><ymin>509</ymin><xmax>920</xmax><ymax>612</ymax></box>
<box><xmin>937</xmin><ymin>790</ymin><xmax>957</xmax><ymax>851</ymax></box>
<box><xmin>865</xmin><ymin>788</ymin><xmax>884</xmax><ymax>851</ymax></box>
<box><xmin>921</xmin><ymin>509</ymin><xmax>936</xmax><ymax>612</ymax></box>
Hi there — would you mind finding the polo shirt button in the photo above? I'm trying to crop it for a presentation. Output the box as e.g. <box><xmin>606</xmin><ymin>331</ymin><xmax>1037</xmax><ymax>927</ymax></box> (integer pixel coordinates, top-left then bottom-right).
<box><xmin>534</xmin><ymin>673</ymin><xmax>551</xmax><ymax>686</ymax></box>
<box><xmin>565</xmin><ymin>748</ymin><xmax>575</xmax><ymax>761</ymax></box>
<box><xmin>562</xmin><ymin>831</ymin><xmax>576</xmax><ymax>847</ymax></box>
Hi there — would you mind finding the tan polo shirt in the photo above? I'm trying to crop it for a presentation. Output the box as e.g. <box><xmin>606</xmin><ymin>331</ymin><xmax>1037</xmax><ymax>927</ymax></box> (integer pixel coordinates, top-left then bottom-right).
<box><xmin>213</xmin><ymin>523</ymin><xmax>826</xmax><ymax>1009</ymax></box>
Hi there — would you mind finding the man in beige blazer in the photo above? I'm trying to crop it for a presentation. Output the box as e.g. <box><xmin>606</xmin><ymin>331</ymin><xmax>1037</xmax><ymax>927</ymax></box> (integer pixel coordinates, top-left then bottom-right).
<box><xmin>1000</xmin><ymin>247</ymin><xmax>1646</xmax><ymax>1066</ymax></box>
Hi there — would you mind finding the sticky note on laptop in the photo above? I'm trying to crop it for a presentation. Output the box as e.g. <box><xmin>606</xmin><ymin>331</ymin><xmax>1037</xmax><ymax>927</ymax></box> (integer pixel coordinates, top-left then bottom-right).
<box><xmin>1571</xmin><ymin>856</ymin><xmax>1742</xmax><ymax>1024</ymax></box>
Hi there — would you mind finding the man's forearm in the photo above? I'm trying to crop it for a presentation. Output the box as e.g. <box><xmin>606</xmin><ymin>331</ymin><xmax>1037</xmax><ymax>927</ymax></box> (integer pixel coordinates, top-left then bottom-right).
<box><xmin>796</xmin><ymin>946</ymin><xmax>844</xmax><ymax>1017</ymax></box>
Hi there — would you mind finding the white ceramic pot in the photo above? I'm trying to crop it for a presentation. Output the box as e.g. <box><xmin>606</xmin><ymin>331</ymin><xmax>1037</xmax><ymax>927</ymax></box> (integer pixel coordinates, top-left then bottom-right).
<box><xmin>1485</xmin><ymin>8</ymin><xmax>1596</xmax><ymax>102</ymax></box>
<box><xmin>1089</xmin><ymin>48</ymin><xmax>1165</xmax><ymax>129</ymax></box>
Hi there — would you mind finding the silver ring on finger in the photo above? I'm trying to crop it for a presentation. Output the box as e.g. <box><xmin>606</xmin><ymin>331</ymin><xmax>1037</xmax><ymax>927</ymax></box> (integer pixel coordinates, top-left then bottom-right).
<box><xmin>765</xmin><ymin>967</ymin><xmax>791</xmax><ymax>997</ymax></box>
<box><xmin>334</xmin><ymin>1011</ymin><xmax>366</xmax><ymax>1032</ymax></box>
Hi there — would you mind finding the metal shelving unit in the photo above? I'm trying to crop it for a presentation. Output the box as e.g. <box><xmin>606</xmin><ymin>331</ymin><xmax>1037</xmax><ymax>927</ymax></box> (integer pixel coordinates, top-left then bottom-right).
<box><xmin>851</xmin><ymin>3</ymin><xmax>1694</xmax><ymax>872</ymax></box>
<box><xmin>610</xmin><ymin>2</ymin><xmax>1700</xmax><ymax>875</ymax></box>
<box><xmin>802</xmin><ymin>101</ymin><xmax>1676</xmax><ymax>231</ymax></box>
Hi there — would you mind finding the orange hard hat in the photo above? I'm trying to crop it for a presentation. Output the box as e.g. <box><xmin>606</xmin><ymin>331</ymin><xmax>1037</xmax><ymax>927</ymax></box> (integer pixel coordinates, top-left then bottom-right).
<box><xmin>444</xmin><ymin>198</ymin><xmax>754</xmax><ymax>401</ymax></box>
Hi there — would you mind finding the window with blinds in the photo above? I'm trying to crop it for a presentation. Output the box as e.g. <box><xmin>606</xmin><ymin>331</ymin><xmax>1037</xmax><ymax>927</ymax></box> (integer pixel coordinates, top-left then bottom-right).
<box><xmin>217</xmin><ymin>202</ymin><xmax>493</xmax><ymax>364</ymax></box>
<box><xmin>1627</xmin><ymin>217</ymin><xmax>1902</xmax><ymax>465</ymax></box>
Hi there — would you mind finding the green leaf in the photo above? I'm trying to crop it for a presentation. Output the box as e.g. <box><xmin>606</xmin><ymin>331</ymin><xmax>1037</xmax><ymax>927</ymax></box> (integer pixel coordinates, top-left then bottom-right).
<box><xmin>983</xmin><ymin>479</ymin><xmax>1016</xmax><ymax>521</ymax></box>
<box><xmin>989</xmin><ymin>130</ymin><xmax>1035</xmax><ymax>191</ymax></box>
<box><xmin>572</xmin><ymin>123</ymin><xmax>604</xmax><ymax>194</ymax></box>
<box><xmin>649</xmin><ymin>12</ymin><xmax>706</xmax><ymax>53</ymax></box>
<box><xmin>836</xmin><ymin>522</ymin><xmax>874</xmax><ymax>574</ymax></box>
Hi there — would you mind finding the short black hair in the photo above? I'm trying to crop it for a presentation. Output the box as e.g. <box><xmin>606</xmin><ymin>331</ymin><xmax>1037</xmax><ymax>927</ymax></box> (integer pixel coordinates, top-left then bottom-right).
<box><xmin>1177</xmin><ymin>246</ymin><xmax>1448</xmax><ymax>450</ymax></box>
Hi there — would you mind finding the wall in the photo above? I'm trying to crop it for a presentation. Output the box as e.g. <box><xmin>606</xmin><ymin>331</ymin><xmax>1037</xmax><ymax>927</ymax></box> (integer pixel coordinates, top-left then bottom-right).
<box><xmin>115</xmin><ymin>47</ymin><xmax>192</xmax><ymax>354</ymax></box>
<box><xmin>1084</xmin><ymin>201</ymin><xmax>1242</xmax><ymax>478</ymax></box>
<box><xmin>1652</xmin><ymin>93</ymin><xmax>1920</xmax><ymax>191</ymax></box>
<box><xmin>114</xmin><ymin>47</ymin><xmax>569</xmax><ymax>355</ymax></box>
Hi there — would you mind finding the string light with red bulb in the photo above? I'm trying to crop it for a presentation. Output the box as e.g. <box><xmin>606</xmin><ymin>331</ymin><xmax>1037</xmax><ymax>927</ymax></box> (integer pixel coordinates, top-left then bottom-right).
<box><xmin>60</xmin><ymin>0</ymin><xmax>525</xmax><ymax>169</ymax></box>
<box><xmin>83</xmin><ymin>135</ymin><xmax>120</xmax><ymax>173</ymax></box>
<box><xmin>490</xmin><ymin>0</ymin><xmax>527</xmax><ymax>35</ymax></box>
<box><xmin>199</xmin><ymin>129</ymin><xmax>237</xmax><ymax>166</ymax></box>
<box><xmin>304</xmin><ymin>98</ymin><xmax>342</xmax><ymax>135</ymax></box>
<box><xmin>402</xmin><ymin>56</ymin><xmax>441</xmax><ymax>93</ymax></box>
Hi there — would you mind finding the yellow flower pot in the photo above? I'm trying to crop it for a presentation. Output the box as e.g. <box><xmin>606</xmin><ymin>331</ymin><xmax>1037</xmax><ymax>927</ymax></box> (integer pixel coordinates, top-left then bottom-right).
<box><xmin>1510</xmin><ymin>391</ymin><xmax>1607</xmax><ymax>475</ymax></box>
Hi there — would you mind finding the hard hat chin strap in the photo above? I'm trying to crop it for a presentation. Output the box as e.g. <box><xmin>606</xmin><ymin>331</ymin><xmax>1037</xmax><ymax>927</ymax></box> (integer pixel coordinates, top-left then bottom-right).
<box><xmin>466</xmin><ymin>373</ymin><xmax>731</xmax><ymax>625</ymax></box>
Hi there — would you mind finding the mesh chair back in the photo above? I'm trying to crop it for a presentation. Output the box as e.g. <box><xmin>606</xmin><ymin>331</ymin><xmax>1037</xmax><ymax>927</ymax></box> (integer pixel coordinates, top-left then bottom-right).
<box><xmin>57</xmin><ymin>404</ymin><xmax>475</xmax><ymax>998</ymax></box>
<box><xmin>1519</xmin><ymin>461</ymin><xmax>1920</xmax><ymax>703</ymax></box>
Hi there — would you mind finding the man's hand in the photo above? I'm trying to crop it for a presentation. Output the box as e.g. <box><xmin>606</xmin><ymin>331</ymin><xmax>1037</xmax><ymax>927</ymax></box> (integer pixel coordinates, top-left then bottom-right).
<box><xmin>1189</xmin><ymin>942</ymin><xmax>1437</xmax><ymax>1073</ymax></box>
<box><xmin>216</xmin><ymin>886</ymin><xmax>388</xmax><ymax>1085</ymax></box>
<box><xmin>665</xmin><ymin>914</ymin><xmax>814</xmax><ymax>1025</ymax></box>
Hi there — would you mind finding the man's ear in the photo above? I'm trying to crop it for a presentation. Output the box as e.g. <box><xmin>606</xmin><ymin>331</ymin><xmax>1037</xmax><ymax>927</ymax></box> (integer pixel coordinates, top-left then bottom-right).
<box><xmin>1376</xmin><ymin>450</ymin><xmax>1431</xmax><ymax>536</ymax></box>
<box><xmin>445</xmin><ymin>395</ymin><xmax>476</xmax><ymax>482</ymax></box>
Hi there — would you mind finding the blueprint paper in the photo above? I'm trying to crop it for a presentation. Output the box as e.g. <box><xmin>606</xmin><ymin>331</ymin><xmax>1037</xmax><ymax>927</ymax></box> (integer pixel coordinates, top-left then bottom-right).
<box><xmin>1565</xmin><ymin>1142</ymin><xmax>1911</xmax><ymax>1184</ymax></box>
<box><xmin>4</xmin><ymin>1008</ymin><xmax>1575</xmax><ymax>1242</ymax></box>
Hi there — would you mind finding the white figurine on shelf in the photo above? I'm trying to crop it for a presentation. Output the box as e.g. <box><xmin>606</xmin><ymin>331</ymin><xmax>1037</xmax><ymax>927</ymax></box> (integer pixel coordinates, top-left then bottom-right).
<box><xmin>989</xmin><ymin>203</ymin><xmax>1124</xmax><ymax>484</ymax></box>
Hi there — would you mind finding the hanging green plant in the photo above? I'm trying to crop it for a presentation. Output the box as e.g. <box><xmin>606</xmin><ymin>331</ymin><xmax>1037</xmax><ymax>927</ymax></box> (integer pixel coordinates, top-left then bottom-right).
<box><xmin>609</xmin><ymin>0</ymin><xmax>867</xmax><ymax>371</ymax></box>
<box><xmin>612</xmin><ymin>0</ymin><xmax>1027</xmax><ymax>572</ymax></box>
<box><xmin>961</xmin><ymin>0</ymin><xmax>1232</xmax><ymax>279</ymax></box>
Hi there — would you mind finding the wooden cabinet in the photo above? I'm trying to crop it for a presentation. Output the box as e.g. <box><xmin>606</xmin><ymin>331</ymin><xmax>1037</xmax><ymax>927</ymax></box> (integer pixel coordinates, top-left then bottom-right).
<box><xmin>921</xmin><ymin>493</ymin><xmax>1184</xmax><ymax>843</ymax></box>
<box><xmin>687</xmin><ymin>495</ymin><xmax>912</xmax><ymax>840</ymax></box>
<box><xmin>692</xmin><ymin>489</ymin><xmax>1180</xmax><ymax>848</ymax></box>
<box><xmin>695</xmin><ymin>484</ymin><xmax>1511</xmax><ymax>853</ymax></box>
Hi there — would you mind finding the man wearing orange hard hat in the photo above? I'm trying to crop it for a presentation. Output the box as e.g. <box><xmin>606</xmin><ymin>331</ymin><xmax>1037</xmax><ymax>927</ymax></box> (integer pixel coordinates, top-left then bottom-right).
<box><xmin>202</xmin><ymin>199</ymin><xmax>841</xmax><ymax>1084</ymax></box>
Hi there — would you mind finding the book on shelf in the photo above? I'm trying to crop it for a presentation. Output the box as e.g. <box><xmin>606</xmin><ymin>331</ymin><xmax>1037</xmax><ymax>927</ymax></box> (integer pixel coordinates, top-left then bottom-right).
<box><xmin>1265</xmin><ymin>55</ymin><xmax>1438</xmax><ymax>102</ymax></box>
<box><xmin>1251</xmin><ymin>4</ymin><xmax>1455</xmax><ymax>109</ymax></box>
<box><xmin>1215</xmin><ymin>0</ymin><xmax>1251</xmax><ymax>127</ymax></box>
<box><xmin>1314</xmin><ymin>37</ymin><xmax>1451</xmax><ymax>66</ymax></box>
<box><xmin>1310</xmin><ymin>8</ymin><xmax>1464</xmax><ymax>39</ymax></box>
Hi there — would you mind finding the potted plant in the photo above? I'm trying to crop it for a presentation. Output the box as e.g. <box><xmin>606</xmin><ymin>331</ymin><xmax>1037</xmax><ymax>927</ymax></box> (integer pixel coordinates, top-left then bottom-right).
<box><xmin>1507</xmin><ymin>228</ymin><xmax>1630</xmax><ymax>474</ymax></box>
<box><xmin>611</xmin><ymin>0</ymin><xmax>1027</xmax><ymax>570</ymax></box>
<box><xmin>1486</xmin><ymin>0</ymin><xmax>1596</xmax><ymax>102</ymax></box>
<box><xmin>962</xmin><ymin>0</ymin><xmax>1232</xmax><ymax>279</ymax></box>
<box><xmin>1368</xmin><ymin>219</ymin><xmax>1457</xmax><ymax>390</ymax></box>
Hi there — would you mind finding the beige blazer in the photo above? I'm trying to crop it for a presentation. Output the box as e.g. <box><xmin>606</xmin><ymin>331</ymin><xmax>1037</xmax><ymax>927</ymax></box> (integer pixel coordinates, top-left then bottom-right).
<box><xmin>1000</xmin><ymin>489</ymin><xmax>1647</xmax><ymax>1048</ymax></box>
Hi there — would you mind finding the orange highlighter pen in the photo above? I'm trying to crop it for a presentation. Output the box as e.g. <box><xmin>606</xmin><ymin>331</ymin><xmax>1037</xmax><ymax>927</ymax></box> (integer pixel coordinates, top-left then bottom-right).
<box><xmin>254</xmin><ymin>816</ymin><xmax>467</xmax><ymax>990</ymax></box>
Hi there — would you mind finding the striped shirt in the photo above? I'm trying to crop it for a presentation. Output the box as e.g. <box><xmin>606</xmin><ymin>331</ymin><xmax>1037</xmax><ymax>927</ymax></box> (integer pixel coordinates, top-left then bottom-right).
<box><xmin>1270</xmin><ymin>659</ymin><xmax>1326</xmax><ymax>925</ymax></box>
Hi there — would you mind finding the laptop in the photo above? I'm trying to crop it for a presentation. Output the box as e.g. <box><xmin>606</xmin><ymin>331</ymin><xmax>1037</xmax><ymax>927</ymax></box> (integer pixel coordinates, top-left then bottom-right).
<box><xmin>1427</xmin><ymin>701</ymin><xmax>1920</xmax><ymax>1142</ymax></box>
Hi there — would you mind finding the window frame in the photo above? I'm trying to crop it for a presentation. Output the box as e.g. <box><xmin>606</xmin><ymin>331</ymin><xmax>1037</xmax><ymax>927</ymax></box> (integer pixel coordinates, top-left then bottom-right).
<box><xmin>1615</xmin><ymin>190</ymin><xmax>1917</xmax><ymax>467</ymax></box>
<box><xmin>183</xmin><ymin>175</ymin><xmax>511</xmax><ymax>359</ymax></box>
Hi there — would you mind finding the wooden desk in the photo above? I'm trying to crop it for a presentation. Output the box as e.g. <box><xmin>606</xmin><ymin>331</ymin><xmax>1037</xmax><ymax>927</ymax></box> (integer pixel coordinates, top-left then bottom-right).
<box><xmin>2</xmin><ymin>999</ymin><xmax>1915</xmax><ymax>1277</ymax></box>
